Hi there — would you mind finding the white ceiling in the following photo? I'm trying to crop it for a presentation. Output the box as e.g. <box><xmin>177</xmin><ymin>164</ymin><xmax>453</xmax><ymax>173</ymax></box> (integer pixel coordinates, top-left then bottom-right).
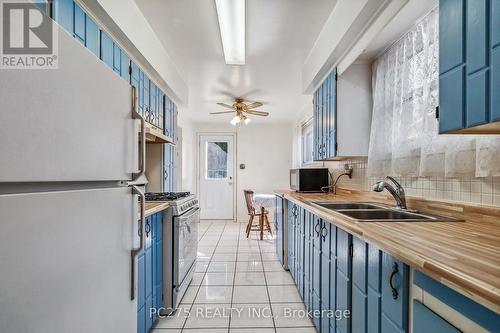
<box><xmin>135</xmin><ymin>0</ymin><xmax>336</xmax><ymax>123</ymax></box>
<box><xmin>358</xmin><ymin>0</ymin><xmax>438</xmax><ymax>60</ymax></box>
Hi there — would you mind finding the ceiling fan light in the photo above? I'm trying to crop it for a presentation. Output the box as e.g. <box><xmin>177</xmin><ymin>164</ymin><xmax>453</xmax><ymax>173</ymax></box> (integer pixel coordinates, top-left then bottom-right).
<box><xmin>230</xmin><ymin>115</ymin><xmax>240</xmax><ymax>125</ymax></box>
<box><xmin>244</xmin><ymin>117</ymin><xmax>251</xmax><ymax>125</ymax></box>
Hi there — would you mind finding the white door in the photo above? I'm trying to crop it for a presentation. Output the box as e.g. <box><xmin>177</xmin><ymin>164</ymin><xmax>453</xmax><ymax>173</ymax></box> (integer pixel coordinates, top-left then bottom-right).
<box><xmin>199</xmin><ymin>134</ymin><xmax>235</xmax><ymax>220</ymax></box>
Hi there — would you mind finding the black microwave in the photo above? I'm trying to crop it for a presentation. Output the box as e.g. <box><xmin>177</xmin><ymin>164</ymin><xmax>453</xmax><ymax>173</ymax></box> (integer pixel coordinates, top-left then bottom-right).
<box><xmin>290</xmin><ymin>168</ymin><xmax>329</xmax><ymax>192</ymax></box>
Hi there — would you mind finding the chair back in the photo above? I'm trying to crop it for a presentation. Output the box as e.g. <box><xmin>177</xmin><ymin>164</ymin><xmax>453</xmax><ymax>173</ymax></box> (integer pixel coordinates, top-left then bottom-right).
<box><xmin>243</xmin><ymin>189</ymin><xmax>255</xmax><ymax>215</ymax></box>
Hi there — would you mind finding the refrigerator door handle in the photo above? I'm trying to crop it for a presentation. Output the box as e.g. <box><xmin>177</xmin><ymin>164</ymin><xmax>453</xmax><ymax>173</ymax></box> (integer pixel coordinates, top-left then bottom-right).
<box><xmin>132</xmin><ymin>86</ymin><xmax>146</xmax><ymax>182</ymax></box>
<box><xmin>130</xmin><ymin>185</ymin><xmax>145</xmax><ymax>300</ymax></box>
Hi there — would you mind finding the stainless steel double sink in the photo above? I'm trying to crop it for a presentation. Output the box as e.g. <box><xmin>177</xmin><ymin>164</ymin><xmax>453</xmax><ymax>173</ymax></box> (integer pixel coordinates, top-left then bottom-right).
<box><xmin>313</xmin><ymin>202</ymin><xmax>459</xmax><ymax>222</ymax></box>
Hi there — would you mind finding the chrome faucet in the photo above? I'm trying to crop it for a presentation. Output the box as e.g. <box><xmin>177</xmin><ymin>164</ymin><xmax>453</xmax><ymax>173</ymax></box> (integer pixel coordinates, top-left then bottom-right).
<box><xmin>372</xmin><ymin>176</ymin><xmax>407</xmax><ymax>210</ymax></box>
<box><xmin>321</xmin><ymin>164</ymin><xmax>353</xmax><ymax>194</ymax></box>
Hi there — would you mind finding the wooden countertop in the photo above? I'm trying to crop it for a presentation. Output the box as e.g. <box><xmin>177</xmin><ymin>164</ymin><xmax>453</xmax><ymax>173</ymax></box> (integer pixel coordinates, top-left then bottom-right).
<box><xmin>275</xmin><ymin>189</ymin><xmax>500</xmax><ymax>314</ymax></box>
<box><xmin>145</xmin><ymin>202</ymin><xmax>170</xmax><ymax>217</ymax></box>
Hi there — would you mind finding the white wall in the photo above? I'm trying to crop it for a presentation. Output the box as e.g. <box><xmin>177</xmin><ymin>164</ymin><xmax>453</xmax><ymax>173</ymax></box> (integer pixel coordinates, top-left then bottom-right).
<box><xmin>187</xmin><ymin>122</ymin><xmax>293</xmax><ymax>222</ymax></box>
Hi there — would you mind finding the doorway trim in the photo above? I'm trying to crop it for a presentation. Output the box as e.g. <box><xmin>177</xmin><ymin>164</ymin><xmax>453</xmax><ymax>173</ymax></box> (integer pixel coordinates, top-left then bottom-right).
<box><xmin>196</xmin><ymin>132</ymin><xmax>237</xmax><ymax>222</ymax></box>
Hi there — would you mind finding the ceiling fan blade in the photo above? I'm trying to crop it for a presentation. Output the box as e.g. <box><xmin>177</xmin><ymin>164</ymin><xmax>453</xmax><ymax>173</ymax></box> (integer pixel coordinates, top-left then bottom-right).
<box><xmin>245</xmin><ymin>110</ymin><xmax>269</xmax><ymax>116</ymax></box>
<box><xmin>210</xmin><ymin>111</ymin><xmax>235</xmax><ymax>115</ymax></box>
<box><xmin>216</xmin><ymin>102</ymin><xmax>235</xmax><ymax>109</ymax></box>
<box><xmin>245</xmin><ymin>102</ymin><xmax>263</xmax><ymax>110</ymax></box>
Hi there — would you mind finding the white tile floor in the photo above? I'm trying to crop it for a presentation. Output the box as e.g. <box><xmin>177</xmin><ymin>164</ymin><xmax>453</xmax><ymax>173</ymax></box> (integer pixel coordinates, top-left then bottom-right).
<box><xmin>152</xmin><ymin>221</ymin><xmax>315</xmax><ymax>333</ymax></box>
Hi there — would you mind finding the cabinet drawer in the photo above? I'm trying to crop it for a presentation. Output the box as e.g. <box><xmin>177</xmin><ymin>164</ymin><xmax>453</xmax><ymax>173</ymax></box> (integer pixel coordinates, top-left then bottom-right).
<box><xmin>413</xmin><ymin>300</ymin><xmax>459</xmax><ymax>333</ymax></box>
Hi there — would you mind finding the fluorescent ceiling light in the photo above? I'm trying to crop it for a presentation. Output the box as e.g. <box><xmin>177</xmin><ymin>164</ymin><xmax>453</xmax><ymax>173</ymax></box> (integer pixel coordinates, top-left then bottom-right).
<box><xmin>215</xmin><ymin>0</ymin><xmax>245</xmax><ymax>65</ymax></box>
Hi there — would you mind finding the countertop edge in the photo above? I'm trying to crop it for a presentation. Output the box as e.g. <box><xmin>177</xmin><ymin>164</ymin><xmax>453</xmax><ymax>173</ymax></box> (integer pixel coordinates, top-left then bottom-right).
<box><xmin>274</xmin><ymin>189</ymin><xmax>500</xmax><ymax>315</ymax></box>
<box><xmin>145</xmin><ymin>202</ymin><xmax>170</xmax><ymax>217</ymax></box>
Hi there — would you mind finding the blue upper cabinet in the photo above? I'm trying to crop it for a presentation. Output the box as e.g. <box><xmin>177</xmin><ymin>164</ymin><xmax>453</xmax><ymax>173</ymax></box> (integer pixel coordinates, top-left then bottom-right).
<box><xmin>54</xmin><ymin>0</ymin><xmax>73</xmax><ymax>34</ymax></box>
<box><xmin>313</xmin><ymin>68</ymin><xmax>337</xmax><ymax>160</ymax></box>
<box><xmin>100</xmin><ymin>31</ymin><xmax>114</xmax><ymax>69</ymax></box>
<box><xmin>85</xmin><ymin>16</ymin><xmax>99</xmax><ymax>56</ymax></box>
<box><xmin>439</xmin><ymin>0</ymin><xmax>500</xmax><ymax>133</ymax></box>
<box><xmin>492</xmin><ymin>0</ymin><xmax>500</xmax><ymax>122</ymax></box>
<box><xmin>54</xmin><ymin>1</ymin><xmax>99</xmax><ymax>56</ymax></box>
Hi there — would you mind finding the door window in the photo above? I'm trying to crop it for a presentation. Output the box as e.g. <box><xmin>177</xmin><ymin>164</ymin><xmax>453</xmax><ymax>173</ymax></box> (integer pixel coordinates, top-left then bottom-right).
<box><xmin>206</xmin><ymin>142</ymin><xmax>228</xmax><ymax>179</ymax></box>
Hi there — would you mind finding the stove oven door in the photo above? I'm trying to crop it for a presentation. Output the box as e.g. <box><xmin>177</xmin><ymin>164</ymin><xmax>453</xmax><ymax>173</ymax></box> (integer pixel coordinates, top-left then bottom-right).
<box><xmin>173</xmin><ymin>207</ymin><xmax>199</xmax><ymax>306</ymax></box>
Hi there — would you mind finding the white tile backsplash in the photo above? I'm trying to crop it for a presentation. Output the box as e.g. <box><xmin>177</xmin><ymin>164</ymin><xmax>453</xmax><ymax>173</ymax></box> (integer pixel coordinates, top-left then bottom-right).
<box><xmin>324</xmin><ymin>158</ymin><xmax>500</xmax><ymax>207</ymax></box>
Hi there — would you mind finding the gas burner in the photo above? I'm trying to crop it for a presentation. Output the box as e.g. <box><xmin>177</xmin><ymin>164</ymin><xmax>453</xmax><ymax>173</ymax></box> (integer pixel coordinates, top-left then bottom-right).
<box><xmin>145</xmin><ymin>192</ymin><xmax>191</xmax><ymax>201</ymax></box>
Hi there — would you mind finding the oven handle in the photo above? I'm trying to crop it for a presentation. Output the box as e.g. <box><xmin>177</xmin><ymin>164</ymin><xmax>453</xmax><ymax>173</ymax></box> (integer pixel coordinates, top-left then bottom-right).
<box><xmin>176</xmin><ymin>206</ymin><xmax>200</xmax><ymax>223</ymax></box>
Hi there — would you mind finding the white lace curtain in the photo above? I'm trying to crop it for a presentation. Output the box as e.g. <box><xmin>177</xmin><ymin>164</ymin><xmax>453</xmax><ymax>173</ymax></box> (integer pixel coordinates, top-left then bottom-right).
<box><xmin>368</xmin><ymin>10</ymin><xmax>500</xmax><ymax>179</ymax></box>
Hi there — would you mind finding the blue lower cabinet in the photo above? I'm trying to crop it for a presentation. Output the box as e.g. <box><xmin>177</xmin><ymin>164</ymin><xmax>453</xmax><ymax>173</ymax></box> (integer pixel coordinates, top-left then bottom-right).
<box><xmin>137</xmin><ymin>303</ymin><xmax>146</xmax><ymax>333</ymax></box>
<box><xmin>286</xmin><ymin>201</ymin><xmax>295</xmax><ymax>276</ymax></box>
<box><xmin>413</xmin><ymin>301</ymin><xmax>459</xmax><ymax>333</ymax></box>
<box><xmin>137</xmin><ymin>212</ymin><xmax>163</xmax><ymax>333</ymax></box>
<box><xmin>381</xmin><ymin>253</ymin><xmax>409</xmax><ymax>333</ymax></box>
<box><xmin>492</xmin><ymin>47</ymin><xmax>500</xmax><ymax>122</ymax></box>
<box><xmin>311</xmin><ymin>215</ymin><xmax>322</xmax><ymax>330</ymax></box>
<box><xmin>321</xmin><ymin>221</ymin><xmax>333</xmax><ymax>333</ymax></box>
<box><xmin>275</xmin><ymin>196</ymin><xmax>284</xmax><ymax>265</ymax></box>
<box><xmin>352</xmin><ymin>237</ymin><xmax>368</xmax><ymax>333</ymax></box>
<box><xmin>414</xmin><ymin>271</ymin><xmax>500</xmax><ymax>333</ymax></box>
<box><xmin>336</xmin><ymin>228</ymin><xmax>352</xmax><ymax>333</ymax></box>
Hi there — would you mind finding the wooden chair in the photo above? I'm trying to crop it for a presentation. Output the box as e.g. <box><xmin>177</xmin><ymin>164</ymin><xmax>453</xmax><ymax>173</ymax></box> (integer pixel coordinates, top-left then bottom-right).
<box><xmin>244</xmin><ymin>189</ymin><xmax>273</xmax><ymax>240</ymax></box>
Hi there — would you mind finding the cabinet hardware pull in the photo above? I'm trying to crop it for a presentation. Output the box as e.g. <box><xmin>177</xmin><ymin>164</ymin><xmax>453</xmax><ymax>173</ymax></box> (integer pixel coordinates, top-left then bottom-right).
<box><xmin>315</xmin><ymin>220</ymin><xmax>321</xmax><ymax>236</ymax></box>
<box><xmin>321</xmin><ymin>225</ymin><xmax>328</xmax><ymax>241</ymax></box>
<box><xmin>389</xmin><ymin>262</ymin><xmax>399</xmax><ymax>300</ymax></box>
<box><xmin>145</xmin><ymin>220</ymin><xmax>151</xmax><ymax>237</ymax></box>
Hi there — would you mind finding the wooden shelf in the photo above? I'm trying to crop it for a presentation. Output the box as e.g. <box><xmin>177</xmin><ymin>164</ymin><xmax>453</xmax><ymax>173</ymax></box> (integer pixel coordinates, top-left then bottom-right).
<box><xmin>145</xmin><ymin>123</ymin><xmax>173</xmax><ymax>144</ymax></box>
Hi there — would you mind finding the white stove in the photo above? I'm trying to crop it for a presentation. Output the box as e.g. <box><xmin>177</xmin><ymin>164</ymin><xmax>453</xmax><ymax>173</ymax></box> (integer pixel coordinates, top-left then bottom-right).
<box><xmin>146</xmin><ymin>192</ymin><xmax>199</xmax><ymax>314</ymax></box>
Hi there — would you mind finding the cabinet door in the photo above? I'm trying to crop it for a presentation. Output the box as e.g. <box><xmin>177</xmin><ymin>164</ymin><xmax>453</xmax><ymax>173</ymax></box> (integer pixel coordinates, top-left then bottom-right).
<box><xmin>336</xmin><ymin>228</ymin><xmax>352</xmax><ymax>333</ymax></box>
<box><xmin>297</xmin><ymin>207</ymin><xmax>305</xmax><ymax>299</ymax></box>
<box><xmin>149</xmin><ymin>83</ymin><xmax>157</xmax><ymax>127</ymax></box>
<box><xmin>113</xmin><ymin>43</ymin><xmax>121</xmax><ymax>75</ymax></box>
<box><xmin>287</xmin><ymin>202</ymin><xmax>295</xmax><ymax>277</ymax></box>
<box><xmin>329</xmin><ymin>225</ymin><xmax>338</xmax><ymax>333</ymax></box>
<box><xmin>466</xmin><ymin>0</ymin><xmax>489</xmax><ymax>127</ymax></box>
<box><xmin>163</xmin><ymin>145</ymin><xmax>171</xmax><ymax>192</ymax></box>
<box><xmin>328</xmin><ymin>69</ymin><xmax>337</xmax><ymax>157</ymax></box>
<box><xmin>54</xmin><ymin>0</ymin><xmax>73</xmax><ymax>34</ymax></box>
<box><xmin>367</xmin><ymin>245</ymin><xmax>382</xmax><ymax>333</ymax></box>
<box><xmin>85</xmin><ymin>15</ymin><xmax>99</xmax><ymax>56</ymax></box>
<box><xmin>492</xmin><ymin>37</ymin><xmax>500</xmax><ymax>121</ymax></box>
<box><xmin>159</xmin><ymin>93</ymin><xmax>165</xmax><ymax>132</ymax></box>
<box><xmin>275</xmin><ymin>196</ymin><xmax>284</xmax><ymax>265</ymax></box>
<box><xmin>381</xmin><ymin>253</ymin><xmax>409</xmax><ymax>333</ymax></box>
<box><xmin>439</xmin><ymin>0</ymin><xmax>466</xmax><ymax>133</ymax></box>
<box><xmin>121</xmin><ymin>52</ymin><xmax>130</xmax><ymax>82</ymax></box>
<box><xmin>352</xmin><ymin>237</ymin><xmax>368</xmax><ymax>333</ymax></box>
<box><xmin>413</xmin><ymin>301</ymin><xmax>459</xmax><ymax>333</ymax></box>
<box><xmin>73</xmin><ymin>3</ymin><xmax>86</xmax><ymax>44</ymax></box>
<box><xmin>143</xmin><ymin>76</ymin><xmax>151</xmax><ymax>123</ymax></box>
<box><xmin>320</xmin><ymin>221</ymin><xmax>332</xmax><ymax>333</ymax></box>
<box><xmin>303</xmin><ymin>212</ymin><xmax>312</xmax><ymax>310</ymax></box>
<box><xmin>100</xmin><ymin>31</ymin><xmax>114</xmax><ymax>70</ymax></box>
<box><xmin>311</xmin><ymin>215</ymin><xmax>322</xmax><ymax>330</ymax></box>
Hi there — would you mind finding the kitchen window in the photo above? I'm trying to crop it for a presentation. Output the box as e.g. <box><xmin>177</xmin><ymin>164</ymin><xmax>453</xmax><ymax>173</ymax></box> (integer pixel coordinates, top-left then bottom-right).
<box><xmin>302</xmin><ymin>119</ymin><xmax>313</xmax><ymax>165</ymax></box>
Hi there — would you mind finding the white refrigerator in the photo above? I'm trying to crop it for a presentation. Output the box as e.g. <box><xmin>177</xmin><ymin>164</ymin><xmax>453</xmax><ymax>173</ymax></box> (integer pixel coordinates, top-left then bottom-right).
<box><xmin>0</xmin><ymin>26</ymin><xmax>144</xmax><ymax>332</ymax></box>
